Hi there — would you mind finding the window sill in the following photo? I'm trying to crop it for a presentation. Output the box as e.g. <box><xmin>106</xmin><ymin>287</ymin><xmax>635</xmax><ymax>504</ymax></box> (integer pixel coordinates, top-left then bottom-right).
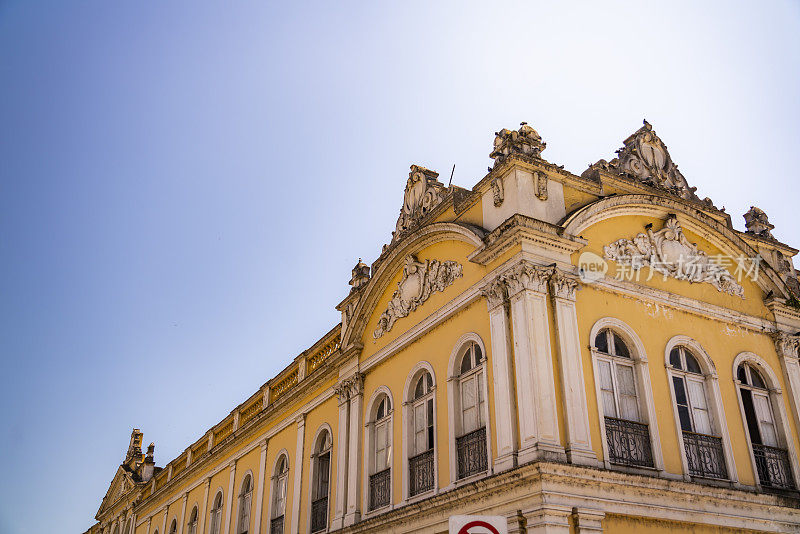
<box><xmin>402</xmin><ymin>487</ymin><xmax>437</xmax><ymax>506</ymax></box>
<box><xmin>443</xmin><ymin>469</ymin><xmax>490</xmax><ymax>492</ymax></box>
<box><xmin>361</xmin><ymin>503</ymin><xmax>394</xmax><ymax>521</ymax></box>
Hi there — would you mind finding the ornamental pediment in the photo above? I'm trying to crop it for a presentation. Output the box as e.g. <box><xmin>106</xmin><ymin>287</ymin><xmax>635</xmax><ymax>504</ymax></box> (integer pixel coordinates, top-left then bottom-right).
<box><xmin>392</xmin><ymin>165</ymin><xmax>446</xmax><ymax>244</ymax></box>
<box><xmin>373</xmin><ymin>254</ymin><xmax>462</xmax><ymax>339</ymax></box>
<box><xmin>603</xmin><ymin>215</ymin><xmax>745</xmax><ymax>298</ymax></box>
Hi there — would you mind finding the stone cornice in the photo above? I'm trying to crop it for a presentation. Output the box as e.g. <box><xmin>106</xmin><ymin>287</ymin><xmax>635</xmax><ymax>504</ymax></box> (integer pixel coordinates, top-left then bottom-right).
<box><xmin>468</xmin><ymin>214</ymin><xmax>586</xmax><ymax>266</ymax></box>
<box><xmin>473</xmin><ymin>155</ymin><xmax>602</xmax><ymax>200</ymax></box>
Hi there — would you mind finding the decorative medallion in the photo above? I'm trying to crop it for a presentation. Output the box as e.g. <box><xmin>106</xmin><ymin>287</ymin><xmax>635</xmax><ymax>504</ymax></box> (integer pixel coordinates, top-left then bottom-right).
<box><xmin>373</xmin><ymin>255</ymin><xmax>462</xmax><ymax>338</ymax></box>
<box><xmin>393</xmin><ymin>165</ymin><xmax>446</xmax><ymax>243</ymax></box>
<box><xmin>603</xmin><ymin>215</ymin><xmax>745</xmax><ymax>298</ymax></box>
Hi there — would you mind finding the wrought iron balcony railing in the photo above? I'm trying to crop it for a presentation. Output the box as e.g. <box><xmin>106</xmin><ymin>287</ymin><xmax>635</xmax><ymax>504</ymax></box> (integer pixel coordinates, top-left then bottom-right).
<box><xmin>683</xmin><ymin>431</ymin><xmax>728</xmax><ymax>479</ymax></box>
<box><xmin>409</xmin><ymin>449</ymin><xmax>434</xmax><ymax>496</ymax></box>
<box><xmin>604</xmin><ymin>416</ymin><xmax>654</xmax><ymax>468</ymax></box>
<box><xmin>369</xmin><ymin>468</ymin><xmax>391</xmax><ymax>510</ymax></box>
<box><xmin>753</xmin><ymin>443</ymin><xmax>795</xmax><ymax>490</ymax></box>
<box><xmin>310</xmin><ymin>497</ymin><xmax>328</xmax><ymax>533</ymax></box>
<box><xmin>269</xmin><ymin>515</ymin><xmax>284</xmax><ymax>534</ymax></box>
<box><xmin>457</xmin><ymin>426</ymin><xmax>488</xmax><ymax>480</ymax></box>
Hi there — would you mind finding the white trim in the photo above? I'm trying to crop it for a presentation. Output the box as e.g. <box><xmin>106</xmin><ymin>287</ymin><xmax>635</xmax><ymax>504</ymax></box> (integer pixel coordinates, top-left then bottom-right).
<box><xmin>446</xmin><ymin>333</ymin><xmax>493</xmax><ymax>487</ymax></box>
<box><xmin>664</xmin><ymin>336</ymin><xmax>738</xmax><ymax>484</ymax></box>
<box><xmin>401</xmin><ymin>361</ymin><xmax>439</xmax><ymax>503</ymax></box>
<box><xmin>361</xmin><ymin>386</ymin><xmax>395</xmax><ymax>518</ymax></box>
<box><xmin>732</xmin><ymin>352</ymin><xmax>800</xmax><ymax>489</ymax></box>
<box><xmin>306</xmin><ymin>424</ymin><xmax>333</xmax><ymax>534</ymax></box>
<box><xmin>167</xmin><ymin>516</ymin><xmax>178</xmax><ymax>534</ymax></box>
<box><xmin>589</xmin><ymin>318</ymin><xmax>665</xmax><ymax>475</ymax></box>
<box><xmin>185</xmin><ymin>503</ymin><xmax>199</xmax><ymax>534</ymax></box>
<box><xmin>251</xmin><ymin>441</ymin><xmax>267</xmax><ymax>534</ymax></box>
<box><xmin>290</xmin><ymin>417</ymin><xmax>305</xmax><ymax>534</ymax></box>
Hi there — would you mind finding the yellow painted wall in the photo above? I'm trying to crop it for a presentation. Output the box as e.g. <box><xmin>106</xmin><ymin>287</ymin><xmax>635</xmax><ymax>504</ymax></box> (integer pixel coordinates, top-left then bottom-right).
<box><xmin>603</xmin><ymin>514</ymin><xmax>764</xmax><ymax>533</ymax></box>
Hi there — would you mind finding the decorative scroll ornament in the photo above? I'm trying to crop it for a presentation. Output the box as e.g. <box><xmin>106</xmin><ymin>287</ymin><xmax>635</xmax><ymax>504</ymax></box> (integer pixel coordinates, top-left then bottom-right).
<box><xmin>603</xmin><ymin>215</ymin><xmax>745</xmax><ymax>298</ymax></box>
<box><xmin>393</xmin><ymin>165</ymin><xmax>446</xmax><ymax>243</ymax></box>
<box><xmin>374</xmin><ymin>255</ymin><xmax>463</xmax><ymax>338</ymax></box>
<box><xmin>744</xmin><ymin>206</ymin><xmax>775</xmax><ymax>240</ymax></box>
<box><xmin>490</xmin><ymin>122</ymin><xmax>546</xmax><ymax>167</ymax></box>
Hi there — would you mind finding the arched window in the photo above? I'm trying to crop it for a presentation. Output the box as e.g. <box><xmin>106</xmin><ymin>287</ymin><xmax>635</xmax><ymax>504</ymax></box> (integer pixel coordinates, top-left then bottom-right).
<box><xmin>449</xmin><ymin>339</ymin><xmax>489</xmax><ymax>481</ymax></box>
<box><xmin>237</xmin><ymin>473</ymin><xmax>253</xmax><ymax>534</ymax></box>
<box><xmin>366</xmin><ymin>390</ymin><xmax>393</xmax><ymax>511</ymax></box>
<box><xmin>405</xmin><ymin>367</ymin><xmax>435</xmax><ymax>497</ymax></box>
<box><xmin>668</xmin><ymin>344</ymin><xmax>730</xmax><ymax>480</ymax></box>
<box><xmin>736</xmin><ymin>359</ymin><xmax>797</xmax><ymax>490</ymax></box>
<box><xmin>187</xmin><ymin>506</ymin><xmax>198</xmax><ymax>534</ymax></box>
<box><xmin>112</xmin><ymin>525</ymin><xmax>120</xmax><ymax>534</ymax></box>
<box><xmin>168</xmin><ymin>519</ymin><xmax>177</xmax><ymax>534</ymax></box>
<box><xmin>208</xmin><ymin>491</ymin><xmax>223</xmax><ymax>534</ymax></box>
<box><xmin>592</xmin><ymin>327</ymin><xmax>654</xmax><ymax>468</ymax></box>
<box><xmin>310</xmin><ymin>428</ymin><xmax>332</xmax><ymax>533</ymax></box>
<box><xmin>271</xmin><ymin>454</ymin><xmax>289</xmax><ymax>534</ymax></box>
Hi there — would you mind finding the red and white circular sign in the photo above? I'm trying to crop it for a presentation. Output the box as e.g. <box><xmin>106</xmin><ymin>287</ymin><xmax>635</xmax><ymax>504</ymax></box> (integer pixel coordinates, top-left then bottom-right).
<box><xmin>449</xmin><ymin>516</ymin><xmax>508</xmax><ymax>534</ymax></box>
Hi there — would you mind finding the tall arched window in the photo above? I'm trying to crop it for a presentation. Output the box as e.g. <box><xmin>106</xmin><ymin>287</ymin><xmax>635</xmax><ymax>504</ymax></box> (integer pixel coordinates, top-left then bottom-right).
<box><xmin>310</xmin><ymin>429</ymin><xmax>332</xmax><ymax>533</ymax></box>
<box><xmin>593</xmin><ymin>328</ymin><xmax>653</xmax><ymax>468</ymax></box>
<box><xmin>187</xmin><ymin>506</ymin><xmax>198</xmax><ymax>534</ymax></box>
<box><xmin>449</xmin><ymin>339</ymin><xmax>489</xmax><ymax>481</ymax></box>
<box><xmin>366</xmin><ymin>391</ymin><xmax>393</xmax><ymax>511</ymax></box>
<box><xmin>208</xmin><ymin>491</ymin><xmax>223</xmax><ymax>534</ymax></box>
<box><xmin>168</xmin><ymin>519</ymin><xmax>177</xmax><ymax>534</ymax></box>
<box><xmin>237</xmin><ymin>473</ymin><xmax>253</xmax><ymax>534</ymax></box>
<box><xmin>736</xmin><ymin>359</ymin><xmax>797</xmax><ymax>490</ymax></box>
<box><xmin>665</xmin><ymin>337</ymin><xmax>737</xmax><ymax>483</ymax></box>
<box><xmin>271</xmin><ymin>454</ymin><xmax>289</xmax><ymax>534</ymax></box>
<box><xmin>407</xmin><ymin>368</ymin><xmax>435</xmax><ymax>497</ymax></box>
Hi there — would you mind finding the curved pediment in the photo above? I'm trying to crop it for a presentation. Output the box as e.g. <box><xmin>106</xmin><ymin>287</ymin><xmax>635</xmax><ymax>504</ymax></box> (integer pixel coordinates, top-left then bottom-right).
<box><xmin>341</xmin><ymin>222</ymin><xmax>485</xmax><ymax>350</ymax></box>
<box><xmin>564</xmin><ymin>194</ymin><xmax>789</xmax><ymax>307</ymax></box>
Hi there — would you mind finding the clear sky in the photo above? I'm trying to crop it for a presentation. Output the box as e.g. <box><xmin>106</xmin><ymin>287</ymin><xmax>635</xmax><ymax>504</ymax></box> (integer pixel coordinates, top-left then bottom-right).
<box><xmin>1</xmin><ymin>1</ymin><xmax>798</xmax><ymax>532</ymax></box>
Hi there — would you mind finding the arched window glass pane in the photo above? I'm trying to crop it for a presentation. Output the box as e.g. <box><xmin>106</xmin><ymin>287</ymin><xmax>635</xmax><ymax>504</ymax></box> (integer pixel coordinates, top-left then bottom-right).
<box><xmin>670</xmin><ymin>348</ymin><xmax>682</xmax><ymax>369</ymax></box>
<box><xmin>684</xmin><ymin>351</ymin><xmax>702</xmax><ymax>374</ymax></box>
<box><xmin>414</xmin><ymin>372</ymin><xmax>432</xmax><ymax>399</ymax></box>
<box><xmin>595</xmin><ymin>331</ymin><xmax>609</xmax><ymax>354</ymax></box>
<box><xmin>474</xmin><ymin>344</ymin><xmax>483</xmax><ymax>362</ymax></box>
<box><xmin>750</xmin><ymin>366</ymin><xmax>766</xmax><ymax>389</ymax></box>
<box><xmin>376</xmin><ymin>398</ymin><xmax>386</xmax><ymax>420</ymax></box>
<box><xmin>612</xmin><ymin>333</ymin><xmax>631</xmax><ymax>359</ymax></box>
<box><xmin>169</xmin><ymin>520</ymin><xmax>177</xmax><ymax>534</ymax></box>
<box><xmin>460</xmin><ymin>352</ymin><xmax>473</xmax><ymax>374</ymax></box>
<box><xmin>737</xmin><ymin>364</ymin><xmax>747</xmax><ymax>383</ymax></box>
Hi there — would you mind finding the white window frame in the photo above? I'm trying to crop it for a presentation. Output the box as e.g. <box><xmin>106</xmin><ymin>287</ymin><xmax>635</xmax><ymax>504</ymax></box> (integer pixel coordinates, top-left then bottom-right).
<box><xmin>589</xmin><ymin>318</ymin><xmax>665</xmax><ymax>475</ymax></box>
<box><xmin>362</xmin><ymin>386</ymin><xmax>395</xmax><ymax>517</ymax></box>
<box><xmin>267</xmin><ymin>451</ymin><xmax>290</xmax><ymax>533</ymax></box>
<box><xmin>446</xmin><ymin>333</ymin><xmax>493</xmax><ymax>488</ymax></box>
<box><xmin>186</xmin><ymin>505</ymin><xmax>199</xmax><ymax>534</ymax></box>
<box><xmin>733</xmin><ymin>352</ymin><xmax>800</xmax><ymax>490</ymax></box>
<box><xmin>234</xmin><ymin>470</ymin><xmax>254</xmax><ymax>534</ymax></box>
<box><xmin>168</xmin><ymin>518</ymin><xmax>177</xmax><ymax>534</ymax></box>
<box><xmin>306</xmin><ymin>424</ymin><xmax>333</xmax><ymax>534</ymax></box>
<box><xmin>665</xmin><ymin>336</ymin><xmax>738</xmax><ymax>483</ymax></box>
<box><xmin>401</xmin><ymin>361</ymin><xmax>439</xmax><ymax>503</ymax></box>
<box><xmin>208</xmin><ymin>490</ymin><xmax>224</xmax><ymax>534</ymax></box>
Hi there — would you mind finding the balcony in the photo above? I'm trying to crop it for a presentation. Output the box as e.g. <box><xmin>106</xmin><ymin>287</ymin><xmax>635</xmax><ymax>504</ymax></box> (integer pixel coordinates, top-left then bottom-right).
<box><xmin>369</xmin><ymin>468</ymin><xmax>391</xmax><ymax>510</ymax></box>
<box><xmin>457</xmin><ymin>426</ymin><xmax>488</xmax><ymax>480</ymax></box>
<box><xmin>753</xmin><ymin>443</ymin><xmax>795</xmax><ymax>490</ymax></box>
<box><xmin>683</xmin><ymin>431</ymin><xmax>728</xmax><ymax>479</ymax></box>
<box><xmin>604</xmin><ymin>417</ymin><xmax>654</xmax><ymax>468</ymax></box>
<box><xmin>310</xmin><ymin>497</ymin><xmax>328</xmax><ymax>533</ymax></box>
<box><xmin>269</xmin><ymin>515</ymin><xmax>284</xmax><ymax>534</ymax></box>
<box><xmin>409</xmin><ymin>449</ymin><xmax>434</xmax><ymax>496</ymax></box>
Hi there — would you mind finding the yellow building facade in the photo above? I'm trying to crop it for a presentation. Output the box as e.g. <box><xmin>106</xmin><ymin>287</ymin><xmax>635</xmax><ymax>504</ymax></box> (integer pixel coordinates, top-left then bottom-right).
<box><xmin>87</xmin><ymin>122</ymin><xmax>800</xmax><ymax>534</ymax></box>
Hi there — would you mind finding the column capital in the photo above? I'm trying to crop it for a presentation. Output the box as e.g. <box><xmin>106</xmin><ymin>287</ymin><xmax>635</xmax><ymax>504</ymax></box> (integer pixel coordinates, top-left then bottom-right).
<box><xmin>505</xmin><ymin>261</ymin><xmax>554</xmax><ymax>297</ymax></box>
<box><xmin>550</xmin><ymin>269</ymin><xmax>580</xmax><ymax>300</ymax></box>
<box><xmin>260</xmin><ymin>438</ymin><xmax>268</xmax><ymax>451</ymax></box>
<box><xmin>774</xmin><ymin>332</ymin><xmax>800</xmax><ymax>359</ymax></box>
<box><xmin>481</xmin><ymin>275</ymin><xmax>508</xmax><ymax>310</ymax></box>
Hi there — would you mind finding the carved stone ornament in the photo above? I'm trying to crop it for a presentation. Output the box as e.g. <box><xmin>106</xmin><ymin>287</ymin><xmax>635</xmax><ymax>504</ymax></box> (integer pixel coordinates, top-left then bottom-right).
<box><xmin>744</xmin><ymin>206</ymin><xmax>775</xmax><ymax>240</ymax></box>
<box><xmin>334</xmin><ymin>373</ymin><xmax>365</xmax><ymax>402</ymax></box>
<box><xmin>550</xmin><ymin>270</ymin><xmax>580</xmax><ymax>300</ymax></box>
<box><xmin>491</xmin><ymin>176</ymin><xmax>504</xmax><ymax>207</ymax></box>
<box><xmin>393</xmin><ymin>165</ymin><xmax>446</xmax><ymax>243</ymax></box>
<box><xmin>490</xmin><ymin>122</ymin><xmax>546</xmax><ymax>167</ymax></box>
<box><xmin>373</xmin><ymin>255</ymin><xmax>463</xmax><ymax>338</ymax></box>
<box><xmin>588</xmin><ymin>121</ymin><xmax>698</xmax><ymax>201</ymax></box>
<box><xmin>349</xmin><ymin>258</ymin><xmax>371</xmax><ymax>290</ymax></box>
<box><xmin>481</xmin><ymin>276</ymin><xmax>507</xmax><ymax>309</ymax></box>
<box><xmin>534</xmin><ymin>170</ymin><xmax>548</xmax><ymax>201</ymax></box>
<box><xmin>603</xmin><ymin>215</ymin><xmax>745</xmax><ymax>298</ymax></box>
<box><xmin>774</xmin><ymin>333</ymin><xmax>800</xmax><ymax>360</ymax></box>
<box><xmin>505</xmin><ymin>262</ymin><xmax>555</xmax><ymax>296</ymax></box>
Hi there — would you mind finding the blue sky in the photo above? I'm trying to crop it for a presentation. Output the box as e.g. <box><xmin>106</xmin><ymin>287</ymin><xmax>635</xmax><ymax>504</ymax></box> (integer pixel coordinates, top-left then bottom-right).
<box><xmin>1</xmin><ymin>2</ymin><xmax>798</xmax><ymax>532</ymax></box>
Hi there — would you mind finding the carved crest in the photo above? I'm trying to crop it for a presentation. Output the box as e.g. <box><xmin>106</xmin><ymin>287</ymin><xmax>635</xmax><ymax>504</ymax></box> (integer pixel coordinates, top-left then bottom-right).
<box><xmin>393</xmin><ymin>165</ymin><xmax>445</xmax><ymax>243</ymax></box>
<box><xmin>603</xmin><ymin>215</ymin><xmax>744</xmax><ymax>298</ymax></box>
<box><xmin>588</xmin><ymin>121</ymin><xmax>698</xmax><ymax>201</ymax></box>
<box><xmin>374</xmin><ymin>255</ymin><xmax>462</xmax><ymax>338</ymax></box>
<box><xmin>490</xmin><ymin>122</ymin><xmax>546</xmax><ymax>166</ymax></box>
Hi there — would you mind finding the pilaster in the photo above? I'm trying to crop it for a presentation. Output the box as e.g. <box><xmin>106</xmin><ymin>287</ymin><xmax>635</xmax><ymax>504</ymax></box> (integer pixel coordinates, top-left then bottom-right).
<box><xmin>345</xmin><ymin>373</ymin><xmax>364</xmax><ymax>526</ymax></box>
<box><xmin>332</xmin><ymin>383</ymin><xmax>350</xmax><ymax>529</ymax></box>
<box><xmin>224</xmin><ymin>462</ymin><xmax>236</xmax><ymax>534</ymax></box>
<box><xmin>523</xmin><ymin>504</ymin><xmax>572</xmax><ymax>534</ymax></box>
<box><xmin>198</xmin><ymin>478</ymin><xmax>210</xmax><ymax>534</ymax></box>
<box><xmin>506</xmin><ymin>261</ymin><xmax>564</xmax><ymax>464</ymax></box>
<box><xmin>253</xmin><ymin>439</ymin><xmax>268</xmax><ymax>534</ymax></box>
<box><xmin>775</xmin><ymin>333</ymin><xmax>800</xmax><ymax>437</ymax></box>
<box><xmin>550</xmin><ymin>270</ymin><xmax>597</xmax><ymax>466</ymax></box>
<box><xmin>290</xmin><ymin>415</ymin><xmax>306</xmax><ymax>534</ymax></box>
<box><xmin>573</xmin><ymin>508</ymin><xmax>605</xmax><ymax>533</ymax></box>
<box><xmin>482</xmin><ymin>276</ymin><xmax>518</xmax><ymax>472</ymax></box>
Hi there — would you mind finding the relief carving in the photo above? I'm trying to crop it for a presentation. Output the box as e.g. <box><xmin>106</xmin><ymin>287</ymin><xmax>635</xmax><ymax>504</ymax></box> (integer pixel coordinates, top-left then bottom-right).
<box><xmin>534</xmin><ymin>170</ymin><xmax>548</xmax><ymax>201</ymax></box>
<box><xmin>373</xmin><ymin>255</ymin><xmax>463</xmax><ymax>338</ymax></box>
<box><xmin>505</xmin><ymin>262</ymin><xmax>554</xmax><ymax>296</ymax></box>
<box><xmin>603</xmin><ymin>215</ymin><xmax>745</xmax><ymax>298</ymax></box>
<box><xmin>774</xmin><ymin>333</ymin><xmax>800</xmax><ymax>360</ymax></box>
<box><xmin>550</xmin><ymin>270</ymin><xmax>580</xmax><ymax>300</ymax></box>
<box><xmin>490</xmin><ymin>122</ymin><xmax>546</xmax><ymax>166</ymax></box>
<box><xmin>491</xmin><ymin>176</ymin><xmax>504</xmax><ymax>207</ymax></box>
<box><xmin>481</xmin><ymin>276</ymin><xmax>508</xmax><ymax>310</ymax></box>
<box><xmin>393</xmin><ymin>165</ymin><xmax>446</xmax><ymax>243</ymax></box>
